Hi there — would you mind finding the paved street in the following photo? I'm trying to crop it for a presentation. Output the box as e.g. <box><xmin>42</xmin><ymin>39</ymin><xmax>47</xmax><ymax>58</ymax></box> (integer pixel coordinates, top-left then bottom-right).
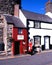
<box><xmin>0</xmin><ymin>52</ymin><xmax>52</xmax><ymax>65</ymax></box>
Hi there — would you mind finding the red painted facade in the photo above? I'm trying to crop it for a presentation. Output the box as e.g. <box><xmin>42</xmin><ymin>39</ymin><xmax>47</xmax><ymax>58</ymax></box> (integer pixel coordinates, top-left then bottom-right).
<box><xmin>12</xmin><ymin>27</ymin><xmax>28</xmax><ymax>55</ymax></box>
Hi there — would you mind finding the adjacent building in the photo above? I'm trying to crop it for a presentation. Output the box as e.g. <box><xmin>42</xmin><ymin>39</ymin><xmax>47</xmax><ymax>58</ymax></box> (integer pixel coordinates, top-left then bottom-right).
<box><xmin>19</xmin><ymin>0</ymin><xmax>52</xmax><ymax>51</ymax></box>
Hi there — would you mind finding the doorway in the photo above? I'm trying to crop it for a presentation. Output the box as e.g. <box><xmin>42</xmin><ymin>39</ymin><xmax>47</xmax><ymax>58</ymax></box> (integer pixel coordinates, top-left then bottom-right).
<box><xmin>44</xmin><ymin>36</ymin><xmax>50</xmax><ymax>50</ymax></box>
<box><xmin>14</xmin><ymin>41</ymin><xmax>20</xmax><ymax>55</ymax></box>
<box><xmin>0</xmin><ymin>28</ymin><xmax>4</xmax><ymax>51</ymax></box>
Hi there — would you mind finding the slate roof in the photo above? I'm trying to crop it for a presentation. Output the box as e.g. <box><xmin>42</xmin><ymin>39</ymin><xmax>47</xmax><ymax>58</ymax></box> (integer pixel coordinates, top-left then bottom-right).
<box><xmin>22</xmin><ymin>9</ymin><xmax>52</xmax><ymax>23</ymax></box>
<box><xmin>4</xmin><ymin>15</ymin><xmax>25</xmax><ymax>28</ymax></box>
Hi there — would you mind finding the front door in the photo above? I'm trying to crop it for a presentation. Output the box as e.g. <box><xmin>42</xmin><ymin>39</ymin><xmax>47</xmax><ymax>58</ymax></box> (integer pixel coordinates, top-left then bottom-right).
<box><xmin>14</xmin><ymin>41</ymin><xmax>20</xmax><ymax>55</ymax></box>
<box><xmin>44</xmin><ymin>37</ymin><xmax>50</xmax><ymax>50</ymax></box>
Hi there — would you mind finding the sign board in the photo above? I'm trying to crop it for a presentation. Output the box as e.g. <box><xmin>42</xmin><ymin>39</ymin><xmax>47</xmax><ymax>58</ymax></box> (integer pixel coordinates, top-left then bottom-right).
<box><xmin>17</xmin><ymin>35</ymin><xmax>24</xmax><ymax>40</ymax></box>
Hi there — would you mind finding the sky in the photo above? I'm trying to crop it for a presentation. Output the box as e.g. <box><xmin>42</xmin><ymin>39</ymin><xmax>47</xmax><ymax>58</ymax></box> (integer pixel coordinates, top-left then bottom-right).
<box><xmin>21</xmin><ymin>0</ymin><xmax>48</xmax><ymax>14</ymax></box>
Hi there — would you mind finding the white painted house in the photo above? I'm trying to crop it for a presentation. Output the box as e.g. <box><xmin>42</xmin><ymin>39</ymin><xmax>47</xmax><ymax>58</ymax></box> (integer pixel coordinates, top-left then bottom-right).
<box><xmin>19</xmin><ymin>0</ymin><xmax>52</xmax><ymax>51</ymax></box>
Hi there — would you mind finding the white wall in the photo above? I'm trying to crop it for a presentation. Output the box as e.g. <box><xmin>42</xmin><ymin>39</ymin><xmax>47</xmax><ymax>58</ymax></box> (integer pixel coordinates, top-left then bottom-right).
<box><xmin>41</xmin><ymin>23</ymin><xmax>52</xmax><ymax>29</ymax></box>
<box><xmin>28</xmin><ymin>20</ymin><xmax>52</xmax><ymax>29</ymax></box>
<box><xmin>28</xmin><ymin>21</ymin><xmax>52</xmax><ymax>46</ymax></box>
<box><xmin>19</xmin><ymin>10</ymin><xmax>27</xmax><ymax>27</ymax></box>
<box><xmin>29</xmin><ymin>28</ymin><xmax>52</xmax><ymax>45</ymax></box>
<box><xmin>28</xmin><ymin>21</ymin><xmax>34</xmax><ymax>27</ymax></box>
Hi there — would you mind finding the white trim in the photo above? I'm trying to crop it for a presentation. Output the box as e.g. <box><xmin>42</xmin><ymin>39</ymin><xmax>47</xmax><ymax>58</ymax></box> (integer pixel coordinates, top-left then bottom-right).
<box><xmin>19</xmin><ymin>10</ymin><xmax>27</xmax><ymax>27</ymax></box>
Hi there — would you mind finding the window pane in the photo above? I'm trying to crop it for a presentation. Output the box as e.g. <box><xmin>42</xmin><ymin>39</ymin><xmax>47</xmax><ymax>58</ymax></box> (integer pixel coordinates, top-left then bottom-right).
<box><xmin>35</xmin><ymin>22</ymin><xmax>40</xmax><ymax>28</ymax></box>
<box><xmin>34</xmin><ymin>36</ymin><xmax>41</xmax><ymax>46</ymax></box>
<box><xmin>18</xmin><ymin>29</ymin><xmax>22</xmax><ymax>34</ymax></box>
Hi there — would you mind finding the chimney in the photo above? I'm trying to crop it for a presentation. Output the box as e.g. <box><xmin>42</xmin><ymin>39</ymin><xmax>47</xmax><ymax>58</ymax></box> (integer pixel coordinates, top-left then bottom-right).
<box><xmin>14</xmin><ymin>4</ymin><xmax>19</xmax><ymax>17</ymax></box>
<box><xmin>14</xmin><ymin>0</ymin><xmax>21</xmax><ymax>17</ymax></box>
<box><xmin>45</xmin><ymin>0</ymin><xmax>52</xmax><ymax>13</ymax></box>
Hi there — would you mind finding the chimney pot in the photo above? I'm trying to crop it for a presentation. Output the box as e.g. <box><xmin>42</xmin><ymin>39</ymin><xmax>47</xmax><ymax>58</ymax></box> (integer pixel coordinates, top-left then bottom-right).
<box><xmin>14</xmin><ymin>4</ymin><xmax>19</xmax><ymax>17</ymax></box>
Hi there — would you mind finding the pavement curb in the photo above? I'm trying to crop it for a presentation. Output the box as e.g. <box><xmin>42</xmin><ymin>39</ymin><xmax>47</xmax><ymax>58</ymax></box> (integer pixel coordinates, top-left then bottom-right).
<box><xmin>0</xmin><ymin>54</ymin><xmax>31</xmax><ymax>60</ymax></box>
<box><xmin>0</xmin><ymin>50</ymin><xmax>52</xmax><ymax>60</ymax></box>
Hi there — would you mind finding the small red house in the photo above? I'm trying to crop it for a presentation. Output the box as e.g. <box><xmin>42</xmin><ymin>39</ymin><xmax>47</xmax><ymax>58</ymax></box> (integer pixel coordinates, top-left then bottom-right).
<box><xmin>12</xmin><ymin>27</ymin><xmax>28</xmax><ymax>55</ymax></box>
<box><xmin>13</xmin><ymin>20</ymin><xmax>28</xmax><ymax>55</ymax></box>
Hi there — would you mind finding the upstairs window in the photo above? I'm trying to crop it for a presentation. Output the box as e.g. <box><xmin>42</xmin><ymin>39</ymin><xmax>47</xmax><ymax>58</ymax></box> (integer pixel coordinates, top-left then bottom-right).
<box><xmin>34</xmin><ymin>21</ymin><xmax>41</xmax><ymax>28</ymax></box>
<box><xmin>18</xmin><ymin>29</ymin><xmax>22</xmax><ymax>34</ymax></box>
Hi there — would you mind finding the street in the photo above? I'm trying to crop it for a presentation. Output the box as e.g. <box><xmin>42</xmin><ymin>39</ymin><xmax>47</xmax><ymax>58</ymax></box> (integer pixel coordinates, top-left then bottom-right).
<box><xmin>0</xmin><ymin>52</ymin><xmax>52</xmax><ymax>65</ymax></box>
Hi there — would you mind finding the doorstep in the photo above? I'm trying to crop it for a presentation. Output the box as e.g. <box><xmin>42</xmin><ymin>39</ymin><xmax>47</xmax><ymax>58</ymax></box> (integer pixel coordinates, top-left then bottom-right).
<box><xmin>41</xmin><ymin>50</ymin><xmax>52</xmax><ymax>53</ymax></box>
<box><xmin>36</xmin><ymin>50</ymin><xmax>52</xmax><ymax>54</ymax></box>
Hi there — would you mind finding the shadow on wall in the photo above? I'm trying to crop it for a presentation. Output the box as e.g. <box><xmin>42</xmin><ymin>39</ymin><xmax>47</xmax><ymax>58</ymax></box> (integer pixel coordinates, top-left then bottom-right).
<box><xmin>0</xmin><ymin>42</ymin><xmax>4</xmax><ymax>51</ymax></box>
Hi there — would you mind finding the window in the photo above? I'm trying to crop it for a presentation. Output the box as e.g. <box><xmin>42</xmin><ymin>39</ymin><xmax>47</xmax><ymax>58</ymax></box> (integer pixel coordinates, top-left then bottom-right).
<box><xmin>34</xmin><ymin>36</ymin><xmax>41</xmax><ymax>47</ymax></box>
<box><xmin>34</xmin><ymin>21</ymin><xmax>41</xmax><ymax>28</ymax></box>
<box><xmin>18</xmin><ymin>29</ymin><xmax>22</xmax><ymax>34</ymax></box>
